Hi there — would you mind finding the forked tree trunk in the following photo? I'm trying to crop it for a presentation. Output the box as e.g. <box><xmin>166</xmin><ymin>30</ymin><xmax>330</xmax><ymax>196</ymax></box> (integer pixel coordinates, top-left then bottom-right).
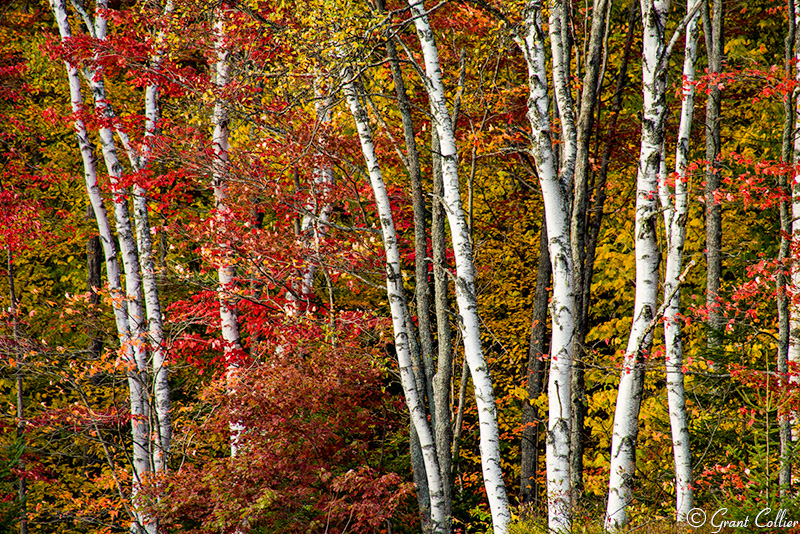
<box><xmin>658</xmin><ymin>0</ymin><xmax>700</xmax><ymax>521</ymax></box>
<box><xmin>343</xmin><ymin>73</ymin><xmax>448</xmax><ymax>534</ymax></box>
<box><xmin>49</xmin><ymin>3</ymin><xmax>148</xmax><ymax>530</ymax></box>
<box><xmin>405</xmin><ymin>2</ymin><xmax>510</xmax><ymax>532</ymax></box>
<box><xmin>605</xmin><ymin>0</ymin><xmax>670</xmax><ymax>530</ymax></box>
<box><xmin>517</xmin><ymin>2</ymin><xmax>576</xmax><ymax>530</ymax></box>
<box><xmin>567</xmin><ymin>0</ymin><xmax>610</xmax><ymax>504</ymax></box>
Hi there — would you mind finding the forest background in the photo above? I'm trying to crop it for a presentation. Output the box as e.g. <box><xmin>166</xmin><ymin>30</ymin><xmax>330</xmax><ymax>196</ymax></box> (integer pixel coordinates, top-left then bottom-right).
<box><xmin>0</xmin><ymin>0</ymin><xmax>798</xmax><ymax>532</ymax></box>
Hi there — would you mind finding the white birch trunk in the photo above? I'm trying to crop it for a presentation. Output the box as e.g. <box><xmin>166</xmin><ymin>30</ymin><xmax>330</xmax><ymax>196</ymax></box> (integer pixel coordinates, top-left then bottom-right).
<box><xmin>516</xmin><ymin>2</ymin><xmax>575</xmax><ymax>530</ymax></box>
<box><xmin>789</xmin><ymin>0</ymin><xmax>800</xmax><ymax>434</ymax></box>
<box><xmin>343</xmin><ymin>74</ymin><xmax>448</xmax><ymax>534</ymax></box>
<box><xmin>405</xmin><ymin>2</ymin><xmax>511</xmax><ymax>531</ymax></box>
<box><xmin>605</xmin><ymin>0</ymin><xmax>670</xmax><ymax>530</ymax></box>
<box><xmin>114</xmin><ymin>1</ymin><xmax>174</xmax><ymax>474</ymax></box>
<box><xmin>296</xmin><ymin>84</ymin><xmax>334</xmax><ymax>304</ymax></box>
<box><xmin>548</xmin><ymin>0</ymin><xmax>577</xmax><ymax>184</ymax></box>
<box><xmin>49</xmin><ymin>1</ymin><xmax>150</xmax><ymax>531</ymax></box>
<box><xmin>658</xmin><ymin>0</ymin><xmax>699</xmax><ymax>521</ymax></box>
<box><xmin>84</xmin><ymin>4</ymin><xmax>154</xmax><ymax>502</ymax></box>
<box><xmin>212</xmin><ymin>10</ymin><xmax>245</xmax><ymax>456</ymax></box>
<box><xmin>140</xmin><ymin>1</ymin><xmax>172</xmax><ymax>474</ymax></box>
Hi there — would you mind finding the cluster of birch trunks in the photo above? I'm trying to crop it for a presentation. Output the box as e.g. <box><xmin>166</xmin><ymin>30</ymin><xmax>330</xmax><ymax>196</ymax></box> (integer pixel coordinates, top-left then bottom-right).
<box><xmin>43</xmin><ymin>0</ymin><xmax>792</xmax><ymax>532</ymax></box>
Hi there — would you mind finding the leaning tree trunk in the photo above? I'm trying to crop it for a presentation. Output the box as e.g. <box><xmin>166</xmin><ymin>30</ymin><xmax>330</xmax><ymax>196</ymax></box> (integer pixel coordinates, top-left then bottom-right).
<box><xmin>406</xmin><ymin>2</ymin><xmax>511</xmax><ymax>531</ymax></box>
<box><xmin>49</xmin><ymin>2</ymin><xmax>149</xmax><ymax>530</ymax></box>
<box><xmin>657</xmin><ymin>0</ymin><xmax>700</xmax><ymax>521</ymax></box>
<box><xmin>605</xmin><ymin>0</ymin><xmax>670</xmax><ymax>530</ymax></box>
<box><xmin>343</xmin><ymin>72</ymin><xmax>448</xmax><ymax>534</ymax></box>
<box><xmin>516</xmin><ymin>2</ymin><xmax>576</xmax><ymax>530</ymax></box>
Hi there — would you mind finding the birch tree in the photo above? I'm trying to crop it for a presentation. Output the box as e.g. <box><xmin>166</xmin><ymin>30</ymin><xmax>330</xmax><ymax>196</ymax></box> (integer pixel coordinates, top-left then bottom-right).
<box><xmin>209</xmin><ymin>7</ymin><xmax>245</xmax><ymax>457</ymax></box>
<box><xmin>405</xmin><ymin>2</ymin><xmax>511</xmax><ymax>531</ymax></box>
<box><xmin>49</xmin><ymin>1</ymin><xmax>156</xmax><ymax>530</ymax></box>
<box><xmin>516</xmin><ymin>1</ymin><xmax>576</xmax><ymax>529</ymax></box>
<box><xmin>657</xmin><ymin>0</ymin><xmax>700</xmax><ymax>520</ymax></box>
<box><xmin>605</xmin><ymin>0</ymin><xmax>671</xmax><ymax>529</ymax></box>
<box><xmin>343</xmin><ymin>71</ymin><xmax>448</xmax><ymax>534</ymax></box>
<box><xmin>789</xmin><ymin>0</ymin><xmax>800</xmax><ymax>426</ymax></box>
<box><xmin>778</xmin><ymin>0</ymin><xmax>795</xmax><ymax>495</ymax></box>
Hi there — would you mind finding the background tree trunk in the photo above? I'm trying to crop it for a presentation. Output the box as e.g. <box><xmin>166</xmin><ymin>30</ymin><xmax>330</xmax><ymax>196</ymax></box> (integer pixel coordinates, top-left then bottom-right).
<box><xmin>704</xmin><ymin>0</ymin><xmax>724</xmax><ymax>346</ymax></box>
<box><xmin>520</xmin><ymin>222</ymin><xmax>550</xmax><ymax>506</ymax></box>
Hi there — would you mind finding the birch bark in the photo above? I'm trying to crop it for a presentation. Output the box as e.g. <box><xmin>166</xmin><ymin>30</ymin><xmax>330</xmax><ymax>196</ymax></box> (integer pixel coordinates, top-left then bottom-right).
<box><xmin>657</xmin><ymin>0</ymin><xmax>699</xmax><ymax>521</ymax></box>
<box><xmin>778</xmin><ymin>0</ymin><xmax>795</xmax><ymax>496</ymax></box>
<box><xmin>343</xmin><ymin>73</ymin><xmax>448</xmax><ymax>534</ymax></box>
<box><xmin>567</xmin><ymin>0</ymin><xmax>610</xmax><ymax>503</ymax></box>
<box><xmin>139</xmin><ymin>2</ymin><xmax>173</xmax><ymax>473</ymax></box>
<box><xmin>212</xmin><ymin>9</ymin><xmax>245</xmax><ymax>456</ymax></box>
<box><xmin>406</xmin><ymin>2</ymin><xmax>511</xmax><ymax>531</ymax></box>
<box><xmin>381</xmin><ymin>14</ymin><xmax>454</xmax><ymax>526</ymax></box>
<box><xmin>517</xmin><ymin>2</ymin><xmax>575</xmax><ymax>530</ymax></box>
<box><xmin>605</xmin><ymin>0</ymin><xmax>670</xmax><ymax>529</ymax></box>
<box><xmin>49</xmin><ymin>2</ymin><xmax>150</xmax><ymax>530</ymax></box>
<box><xmin>113</xmin><ymin>1</ymin><xmax>174</xmax><ymax>473</ymax></box>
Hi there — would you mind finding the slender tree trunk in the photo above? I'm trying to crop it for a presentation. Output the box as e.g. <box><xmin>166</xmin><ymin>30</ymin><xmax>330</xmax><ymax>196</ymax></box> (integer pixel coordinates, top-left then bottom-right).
<box><xmin>657</xmin><ymin>0</ymin><xmax>700</xmax><ymax>521</ymax></box>
<box><xmin>430</xmin><ymin>133</ymin><xmax>454</xmax><ymax>531</ymax></box>
<box><xmin>49</xmin><ymin>3</ymin><xmax>147</xmax><ymax>530</ymax></box>
<box><xmin>549</xmin><ymin>0</ymin><xmax>577</xmax><ymax>186</ymax></box>
<box><xmin>520</xmin><ymin>221</ymin><xmax>550</xmax><ymax>506</ymax></box>
<box><xmin>212</xmin><ymin>8</ymin><xmax>244</xmax><ymax>457</ymax></box>
<box><xmin>139</xmin><ymin>2</ymin><xmax>173</xmax><ymax>473</ymax></box>
<box><xmin>567</xmin><ymin>0</ymin><xmax>610</xmax><ymax>505</ymax></box>
<box><xmin>704</xmin><ymin>0</ymin><xmax>724</xmax><ymax>346</ymax></box>
<box><xmin>9</xmin><ymin>252</ymin><xmax>28</xmax><ymax>534</ymax></box>
<box><xmin>49</xmin><ymin>3</ymin><xmax>154</xmax><ymax>531</ymax></box>
<box><xmin>517</xmin><ymin>2</ymin><xmax>576</xmax><ymax>530</ymax></box>
<box><xmin>776</xmin><ymin>0</ymin><xmax>800</xmax><ymax>499</ymax></box>
<box><xmin>780</xmin><ymin>0</ymin><xmax>797</xmax><ymax>497</ymax></box>
<box><xmin>605</xmin><ymin>0</ymin><xmax>670</xmax><ymax>529</ymax></box>
<box><xmin>344</xmin><ymin>73</ymin><xmax>448</xmax><ymax>534</ymax></box>
<box><xmin>432</xmin><ymin>131</ymin><xmax>457</xmax><ymax>500</ymax></box>
<box><xmin>382</xmin><ymin>22</ymin><xmax>453</xmax><ymax>527</ymax></box>
<box><xmin>406</xmin><ymin>3</ymin><xmax>510</xmax><ymax>531</ymax></box>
